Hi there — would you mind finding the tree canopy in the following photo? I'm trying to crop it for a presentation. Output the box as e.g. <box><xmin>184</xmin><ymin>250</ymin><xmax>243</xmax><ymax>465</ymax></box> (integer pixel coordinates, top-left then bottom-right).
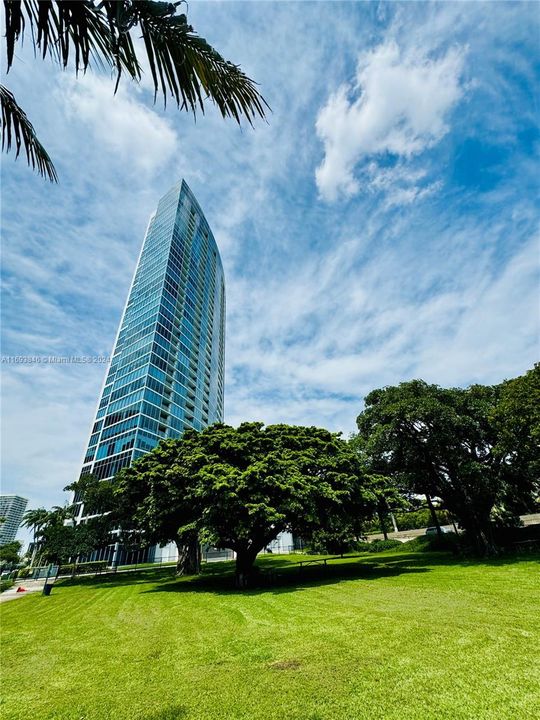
<box><xmin>114</xmin><ymin>422</ymin><xmax>378</xmax><ymax>586</ymax></box>
<box><xmin>0</xmin><ymin>541</ymin><xmax>22</xmax><ymax>566</ymax></box>
<box><xmin>355</xmin><ymin>372</ymin><xmax>539</xmax><ymax>554</ymax></box>
<box><xmin>113</xmin><ymin>442</ymin><xmax>202</xmax><ymax>575</ymax></box>
<box><xmin>30</xmin><ymin>367</ymin><xmax>538</xmax><ymax>577</ymax></box>
<box><xmin>491</xmin><ymin>363</ymin><xmax>540</xmax><ymax>515</ymax></box>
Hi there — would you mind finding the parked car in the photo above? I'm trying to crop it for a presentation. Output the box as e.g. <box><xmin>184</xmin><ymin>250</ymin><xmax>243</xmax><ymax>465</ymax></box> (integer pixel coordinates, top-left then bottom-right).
<box><xmin>425</xmin><ymin>526</ymin><xmax>449</xmax><ymax>535</ymax></box>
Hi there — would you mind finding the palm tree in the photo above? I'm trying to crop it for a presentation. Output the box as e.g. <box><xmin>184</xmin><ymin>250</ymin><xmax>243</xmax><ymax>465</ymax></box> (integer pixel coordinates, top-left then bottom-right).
<box><xmin>21</xmin><ymin>507</ymin><xmax>51</xmax><ymax>567</ymax></box>
<box><xmin>50</xmin><ymin>504</ymin><xmax>79</xmax><ymax>526</ymax></box>
<box><xmin>1</xmin><ymin>1</ymin><xmax>269</xmax><ymax>181</ymax></box>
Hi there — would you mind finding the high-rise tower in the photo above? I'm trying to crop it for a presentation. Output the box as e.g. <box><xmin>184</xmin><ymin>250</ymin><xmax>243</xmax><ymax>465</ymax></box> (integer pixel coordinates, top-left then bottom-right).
<box><xmin>78</xmin><ymin>181</ymin><xmax>225</xmax><ymax>491</ymax></box>
<box><xmin>0</xmin><ymin>495</ymin><xmax>28</xmax><ymax>545</ymax></box>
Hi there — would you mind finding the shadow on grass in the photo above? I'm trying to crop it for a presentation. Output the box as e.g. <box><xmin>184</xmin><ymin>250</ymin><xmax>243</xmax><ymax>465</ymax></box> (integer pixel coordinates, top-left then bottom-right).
<box><xmin>142</xmin><ymin>704</ymin><xmax>187</xmax><ymax>720</ymax></box>
<box><xmin>142</xmin><ymin>556</ymin><xmax>431</xmax><ymax>596</ymax></box>
<box><xmin>56</xmin><ymin>547</ymin><xmax>540</xmax><ymax>597</ymax></box>
<box><xmin>55</xmin><ymin>566</ymin><xmax>180</xmax><ymax>590</ymax></box>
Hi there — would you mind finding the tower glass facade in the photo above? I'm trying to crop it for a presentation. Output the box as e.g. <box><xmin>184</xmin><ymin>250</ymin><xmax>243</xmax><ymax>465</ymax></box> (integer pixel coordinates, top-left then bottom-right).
<box><xmin>0</xmin><ymin>495</ymin><xmax>28</xmax><ymax>545</ymax></box>
<box><xmin>78</xmin><ymin>180</ymin><xmax>225</xmax><ymax>488</ymax></box>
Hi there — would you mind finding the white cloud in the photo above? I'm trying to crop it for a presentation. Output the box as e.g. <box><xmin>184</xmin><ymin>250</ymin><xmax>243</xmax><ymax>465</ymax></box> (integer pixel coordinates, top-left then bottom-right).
<box><xmin>315</xmin><ymin>41</ymin><xmax>466</xmax><ymax>201</ymax></box>
<box><xmin>1</xmin><ymin>363</ymin><xmax>104</xmax><ymax>515</ymax></box>
<box><xmin>62</xmin><ymin>75</ymin><xmax>179</xmax><ymax>176</ymax></box>
<box><xmin>224</xmin><ymin>215</ymin><xmax>539</xmax><ymax>434</ymax></box>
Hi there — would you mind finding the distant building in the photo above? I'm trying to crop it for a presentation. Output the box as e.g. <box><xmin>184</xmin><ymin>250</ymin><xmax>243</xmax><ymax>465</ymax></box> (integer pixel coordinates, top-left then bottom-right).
<box><xmin>0</xmin><ymin>495</ymin><xmax>28</xmax><ymax>545</ymax></box>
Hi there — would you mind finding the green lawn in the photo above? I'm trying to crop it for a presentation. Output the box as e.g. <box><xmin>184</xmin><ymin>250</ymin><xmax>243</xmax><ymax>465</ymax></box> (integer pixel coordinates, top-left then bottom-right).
<box><xmin>1</xmin><ymin>549</ymin><xmax>539</xmax><ymax>720</ymax></box>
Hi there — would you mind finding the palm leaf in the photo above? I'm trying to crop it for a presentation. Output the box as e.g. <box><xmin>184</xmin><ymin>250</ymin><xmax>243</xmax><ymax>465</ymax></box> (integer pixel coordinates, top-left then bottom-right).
<box><xmin>2</xmin><ymin>1</ymin><xmax>268</xmax><ymax>179</ymax></box>
<box><xmin>4</xmin><ymin>1</ymin><xmax>139</xmax><ymax>77</ymax></box>
<box><xmin>4</xmin><ymin>0</ymin><xmax>268</xmax><ymax>123</ymax></box>
<box><xmin>0</xmin><ymin>84</ymin><xmax>58</xmax><ymax>181</ymax></box>
<box><xmin>129</xmin><ymin>1</ymin><xmax>269</xmax><ymax>123</ymax></box>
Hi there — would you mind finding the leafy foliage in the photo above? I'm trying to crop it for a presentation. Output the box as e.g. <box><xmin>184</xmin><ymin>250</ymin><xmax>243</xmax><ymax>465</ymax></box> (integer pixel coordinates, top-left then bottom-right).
<box><xmin>65</xmin><ymin>474</ymin><xmax>115</xmax><ymax>518</ymax></box>
<box><xmin>355</xmin><ymin>538</ymin><xmax>403</xmax><ymax>553</ymax></box>
<box><xmin>491</xmin><ymin>363</ymin><xmax>540</xmax><ymax>513</ymax></box>
<box><xmin>22</xmin><ymin>495</ymin><xmax>114</xmax><ymax>566</ymax></box>
<box><xmin>404</xmin><ymin>533</ymin><xmax>461</xmax><ymax>553</ymax></box>
<box><xmin>58</xmin><ymin>560</ymin><xmax>108</xmax><ymax>576</ymax></box>
<box><xmin>114</xmin><ymin>422</ymin><xmax>379</xmax><ymax>586</ymax></box>
<box><xmin>114</xmin><ymin>442</ymin><xmax>201</xmax><ymax>575</ymax></box>
<box><xmin>189</xmin><ymin>423</ymin><xmax>377</xmax><ymax>584</ymax></box>
<box><xmin>356</xmin><ymin>372</ymin><xmax>539</xmax><ymax>554</ymax></box>
<box><xmin>0</xmin><ymin>541</ymin><xmax>22</xmax><ymax>566</ymax></box>
<box><xmin>362</xmin><ymin>507</ymin><xmax>451</xmax><ymax>534</ymax></box>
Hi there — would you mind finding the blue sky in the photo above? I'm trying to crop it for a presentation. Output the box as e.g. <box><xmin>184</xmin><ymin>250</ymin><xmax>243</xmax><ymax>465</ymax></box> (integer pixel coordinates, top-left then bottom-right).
<box><xmin>1</xmin><ymin>1</ymin><xmax>539</xmax><ymax>531</ymax></box>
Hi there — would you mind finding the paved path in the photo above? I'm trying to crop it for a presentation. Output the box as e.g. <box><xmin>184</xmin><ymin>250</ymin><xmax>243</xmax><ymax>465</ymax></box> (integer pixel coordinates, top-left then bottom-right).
<box><xmin>367</xmin><ymin>513</ymin><xmax>540</xmax><ymax>542</ymax></box>
<box><xmin>0</xmin><ymin>579</ymin><xmax>52</xmax><ymax>603</ymax></box>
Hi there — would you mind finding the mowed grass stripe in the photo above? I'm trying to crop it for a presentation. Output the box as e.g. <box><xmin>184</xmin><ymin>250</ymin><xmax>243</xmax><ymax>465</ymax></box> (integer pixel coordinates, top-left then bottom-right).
<box><xmin>1</xmin><ymin>550</ymin><xmax>539</xmax><ymax>720</ymax></box>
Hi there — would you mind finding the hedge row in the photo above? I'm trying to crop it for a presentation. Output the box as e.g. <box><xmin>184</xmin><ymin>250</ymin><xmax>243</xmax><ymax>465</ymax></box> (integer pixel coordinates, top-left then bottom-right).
<box><xmin>356</xmin><ymin>539</ymin><xmax>403</xmax><ymax>553</ymax></box>
<box><xmin>58</xmin><ymin>561</ymin><xmax>109</xmax><ymax>575</ymax></box>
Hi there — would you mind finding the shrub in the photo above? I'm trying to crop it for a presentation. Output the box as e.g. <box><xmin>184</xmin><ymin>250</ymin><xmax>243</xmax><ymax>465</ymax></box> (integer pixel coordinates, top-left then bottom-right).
<box><xmin>58</xmin><ymin>564</ymin><xmax>75</xmax><ymax>576</ymax></box>
<box><xmin>78</xmin><ymin>561</ymin><xmax>108</xmax><ymax>574</ymax></box>
<box><xmin>493</xmin><ymin>523</ymin><xmax>540</xmax><ymax>549</ymax></box>
<box><xmin>367</xmin><ymin>539</ymin><xmax>403</xmax><ymax>552</ymax></box>
<box><xmin>406</xmin><ymin>533</ymin><xmax>460</xmax><ymax>553</ymax></box>
<box><xmin>17</xmin><ymin>567</ymin><xmax>31</xmax><ymax>579</ymax></box>
<box><xmin>59</xmin><ymin>561</ymin><xmax>109</xmax><ymax>576</ymax></box>
<box><xmin>394</xmin><ymin>509</ymin><xmax>451</xmax><ymax>531</ymax></box>
<box><xmin>356</xmin><ymin>539</ymin><xmax>403</xmax><ymax>553</ymax></box>
<box><xmin>0</xmin><ymin>580</ymin><xmax>14</xmax><ymax>593</ymax></box>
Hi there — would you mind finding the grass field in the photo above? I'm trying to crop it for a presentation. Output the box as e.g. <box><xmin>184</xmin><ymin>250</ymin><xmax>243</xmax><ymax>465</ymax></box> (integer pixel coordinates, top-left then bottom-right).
<box><xmin>1</xmin><ymin>549</ymin><xmax>539</xmax><ymax>720</ymax></box>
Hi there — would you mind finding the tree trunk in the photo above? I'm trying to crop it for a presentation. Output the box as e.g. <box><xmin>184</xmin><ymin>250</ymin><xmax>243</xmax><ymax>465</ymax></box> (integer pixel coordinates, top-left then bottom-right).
<box><xmin>30</xmin><ymin>532</ymin><xmax>38</xmax><ymax>567</ymax></box>
<box><xmin>234</xmin><ymin>546</ymin><xmax>260</xmax><ymax>589</ymax></box>
<box><xmin>175</xmin><ymin>536</ymin><xmax>201</xmax><ymax>576</ymax></box>
<box><xmin>71</xmin><ymin>555</ymin><xmax>80</xmax><ymax>578</ymax></box>
<box><xmin>425</xmin><ymin>493</ymin><xmax>442</xmax><ymax>538</ymax></box>
<box><xmin>471</xmin><ymin>520</ymin><xmax>498</xmax><ymax>557</ymax></box>
<box><xmin>377</xmin><ymin>508</ymin><xmax>388</xmax><ymax>540</ymax></box>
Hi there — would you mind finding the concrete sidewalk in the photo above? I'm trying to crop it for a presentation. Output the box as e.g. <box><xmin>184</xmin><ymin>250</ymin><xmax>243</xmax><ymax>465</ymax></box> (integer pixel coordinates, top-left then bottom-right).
<box><xmin>0</xmin><ymin>579</ymin><xmax>53</xmax><ymax>603</ymax></box>
<box><xmin>367</xmin><ymin>513</ymin><xmax>540</xmax><ymax>542</ymax></box>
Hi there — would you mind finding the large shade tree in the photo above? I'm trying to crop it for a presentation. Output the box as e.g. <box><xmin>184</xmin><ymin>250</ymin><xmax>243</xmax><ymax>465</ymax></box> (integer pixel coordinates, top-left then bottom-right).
<box><xmin>356</xmin><ymin>379</ymin><xmax>523</xmax><ymax>555</ymax></box>
<box><xmin>114</xmin><ymin>423</ymin><xmax>378</xmax><ymax>587</ymax></box>
<box><xmin>1</xmin><ymin>0</ymin><xmax>268</xmax><ymax>180</ymax></box>
<box><xmin>191</xmin><ymin>423</ymin><xmax>373</xmax><ymax>586</ymax></box>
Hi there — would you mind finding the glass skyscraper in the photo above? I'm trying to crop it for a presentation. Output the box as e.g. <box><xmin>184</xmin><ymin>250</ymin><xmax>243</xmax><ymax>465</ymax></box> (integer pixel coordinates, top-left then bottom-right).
<box><xmin>78</xmin><ymin>180</ymin><xmax>225</xmax><ymax>491</ymax></box>
<box><xmin>0</xmin><ymin>495</ymin><xmax>28</xmax><ymax>545</ymax></box>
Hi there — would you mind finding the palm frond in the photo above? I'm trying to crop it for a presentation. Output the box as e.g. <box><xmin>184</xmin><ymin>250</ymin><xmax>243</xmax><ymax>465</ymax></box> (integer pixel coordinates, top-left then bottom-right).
<box><xmin>0</xmin><ymin>84</ymin><xmax>58</xmax><ymax>181</ymax></box>
<box><xmin>4</xmin><ymin>1</ymin><xmax>268</xmax><ymax>124</ymax></box>
<box><xmin>4</xmin><ymin>1</ymin><xmax>140</xmax><ymax>78</ymax></box>
<box><xmin>130</xmin><ymin>1</ymin><xmax>270</xmax><ymax>123</ymax></box>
